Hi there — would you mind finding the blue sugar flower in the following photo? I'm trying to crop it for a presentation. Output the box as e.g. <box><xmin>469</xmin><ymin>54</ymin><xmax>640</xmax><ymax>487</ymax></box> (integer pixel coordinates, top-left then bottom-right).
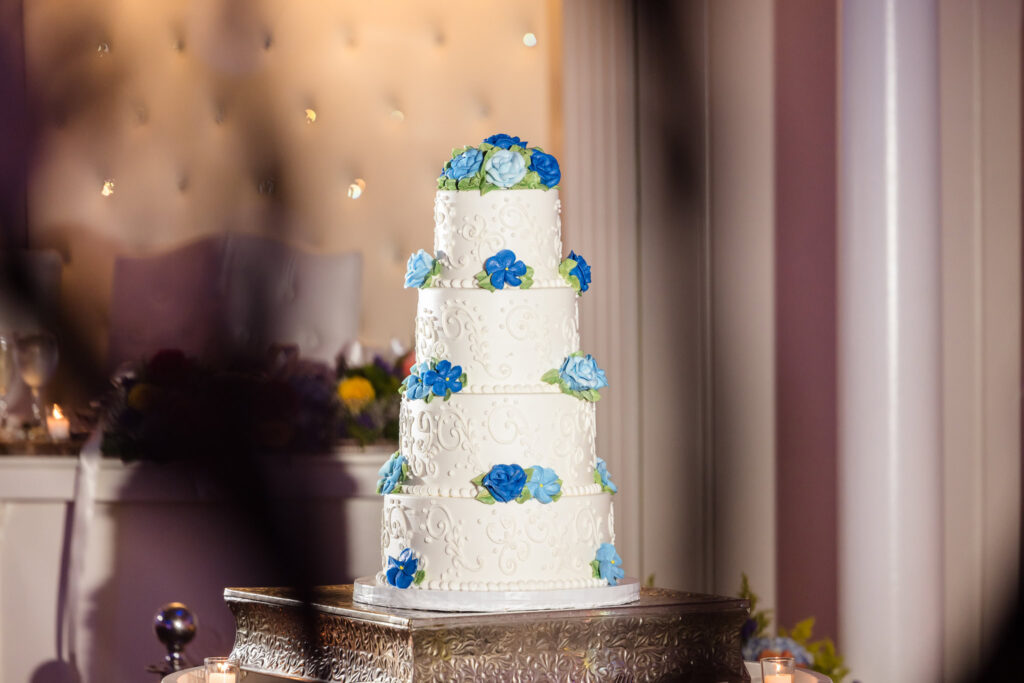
<box><xmin>526</xmin><ymin>466</ymin><xmax>562</xmax><ymax>504</ymax></box>
<box><xmin>484</xmin><ymin>149</ymin><xmax>527</xmax><ymax>188</ymax></box>
<box><xmin>594</xmin><ymin>543</ymin><xmax>625</xmax><ymax>586</ymax></box>
<box><xmin>484</xmin><ymin>249</ymin><xmax>528</xmax><ymax>289</ymax></box>
<box><xmin>483</xmin><ymin>133</ymin><xmax>527</xmax><ymax>149</ymax></box>
<box><xmin>568</xmin><ymin>250</ymin><xmax>591</xmax><ymax>292</ymax></box>
<box><xmin>529</xmin><ymin>149</ymin><xmax>561</xmax><ymax>187</ymax></box>
<box><xmin>594</xmin><ymin>458</ymin><xmax>617</xmax><ymax>494</ymax></box>
<box><xmin>377</xmin><ymin>452</ymin><xmax>407</xmax><ymax>495</ymax></box>
<box><xmin>421</xmin><ymin>360</ymin><xmax>463</xmax><ymax>397</ymax></box>
<box><xmin>446</xmin><ymin>148</ymin><xmax>484</xmax><ymax>180</ymax></box>
<box><xmin>401</xmin><ymin>371</ymin><xmax>431</xmax><ymax>400</ymax></box>
<box><xmin>404</xmin><ymin>249</ymin><xmax>437</xmax><ymax>288</ymax></box>
<box><xmin>481</xmin><ymin>464</ymin><xmax>528</xmax><ymax>503</ymax></box>
<box><xmin>386</xmin><ymin>548</ymin><xmax>419</xmax><ymax>589</ymax></box>
<box><xmin>559</xmin><ymin>354</ymin><xmax>608</xmax><ymax>392</ymax></box>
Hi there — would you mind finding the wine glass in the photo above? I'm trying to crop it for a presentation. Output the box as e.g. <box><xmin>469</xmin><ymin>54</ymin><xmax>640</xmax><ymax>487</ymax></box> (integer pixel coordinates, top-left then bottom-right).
<box><xmin>0</xmin><ymin>334</ymin><xmax>15</xmax><ymax>438</ymax></box>
<box><xmin>15</xmin><ymin>332</ymin><xmax>58</xmax><ymax>438</ymax></box>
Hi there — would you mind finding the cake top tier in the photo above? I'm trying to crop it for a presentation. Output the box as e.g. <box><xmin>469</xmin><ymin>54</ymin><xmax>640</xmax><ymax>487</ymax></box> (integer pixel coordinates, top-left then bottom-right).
<box><xmin>437</xmin><ymin>133</ymin><xmax>561</xmax><ymax>194</ymax></box>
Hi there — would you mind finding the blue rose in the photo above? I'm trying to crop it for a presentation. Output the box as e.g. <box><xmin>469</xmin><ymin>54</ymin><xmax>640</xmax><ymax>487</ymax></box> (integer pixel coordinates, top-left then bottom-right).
<box><xmin>386</xmin><ymin>547</ymin><xmax>419</xmax><ymax>589</ymax></box>
<box><xmin>559</xmin><ymin>354</ymin><xmax>608</xmax><ymax>392</ymax></box>
<box><xmin>482</xmin><ymin>464</ymin><xmax>527</xmax><ymax>502</ymax></box>
<box><xmin>529</xmin><ymin>150</ymin><xmax>561</xmax><ymax>187</ymax></box>
<box><xmin>420</xmin><ymin>359</ymin><xmax>463</xmax><ymax>397</ymax></box>
<box><xmin>526</xmin><ymin>466</ymin><xmax>562</xmax><ymax>504</ymax></box>
<box><xmin>484</xmin><ymin>149</ymin><xmax>527</xmax><ymax>188</ymax></box>
<box><xmin>404</xmin><ymin>249</ymin><xmax>436</xmax><ymax>288</ymax></box>
<box><xmin>484</xmin><ymin>249</ymin><xmax>527</xmax><ymax>289</ymax></box>
<box><xmin>446</xmin><ymin>148</ymin><xmax>483</xmax><ymax>180</ymax></box>
<box><xmin>595</xmin><ymin>543</ymin><xmax>624</xmax><ymax>585</ymax></box>
<box><xmin>483</xmin><ymin>133</ymin><xmax>527</xmax><ymax>149</ymax></box>
<box><xmin>595</xmin><ymin>457</ymin><xmax>617</xmax><ymax>494</ymax></box>
<box><xmin>377</xmin><ymin>452</ymin><xmax>407</xmax><ymax>494</ymax></box>
<box><xmin>568</xmin><ymin>250</ymin><xmax>591</xmax><ymax>292</ymax></box>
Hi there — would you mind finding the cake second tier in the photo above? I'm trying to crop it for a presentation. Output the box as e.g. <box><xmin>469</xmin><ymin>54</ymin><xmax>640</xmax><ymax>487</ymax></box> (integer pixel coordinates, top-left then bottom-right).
<box><xmin>399</xmin><ymin>392</ymin><xmax>598</xmax><ymax>494</ymax></box>
<box><xmin>416</xmin><ymin>286</ymin><xmax>579</xmax><ymax>390</ymax></box>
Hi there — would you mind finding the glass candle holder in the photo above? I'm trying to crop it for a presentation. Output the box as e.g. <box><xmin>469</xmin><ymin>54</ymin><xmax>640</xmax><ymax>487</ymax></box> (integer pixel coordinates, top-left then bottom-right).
<box><xmin>761</xmin><ymin>656</ymin><xmax>796</xmax><ymax>682</ymax></box>
<box><xmin>205</xmin><ymin>657</ymin><xmax>240</xmax><ymax>683</ymax></box>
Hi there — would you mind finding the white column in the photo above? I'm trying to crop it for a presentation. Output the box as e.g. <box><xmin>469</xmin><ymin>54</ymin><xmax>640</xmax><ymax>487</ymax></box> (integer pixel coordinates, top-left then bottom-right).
<box><xmin>838</xmin><ymin>1</ymin><xmax>943</xmax><ymax>682</ymax></box>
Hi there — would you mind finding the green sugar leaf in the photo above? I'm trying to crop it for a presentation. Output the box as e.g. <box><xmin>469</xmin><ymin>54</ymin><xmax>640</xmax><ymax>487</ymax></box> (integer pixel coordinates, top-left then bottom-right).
<box><xmin>541</xmin><ymin>369</ymin><xmax>561</xmax><ymax>384</ymax></box>
<box><xmin>413</xmin><ymin>569</ymin><xmax>425</xmax><ymax>585</ymax></box>
<box><xmin>471</xmin><ymin>473</ymin><xmax>485</xmax><ymax>486</ymax></box>
<box><xmin>590</xmin><ymin>560</ymin><xmax>601</xmax><ymax>579</ymax></box>
<box><xmin>475</xmin><ymin>490</ymin><xmax>496</xmax><ymax>505</ymax></box>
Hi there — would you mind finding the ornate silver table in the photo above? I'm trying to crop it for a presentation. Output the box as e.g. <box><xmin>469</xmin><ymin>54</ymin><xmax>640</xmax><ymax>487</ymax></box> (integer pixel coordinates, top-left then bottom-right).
<box><xmin>225</xmin><ymin>585</ymin><xmax>750</xmax><ymax>682</ymax></box>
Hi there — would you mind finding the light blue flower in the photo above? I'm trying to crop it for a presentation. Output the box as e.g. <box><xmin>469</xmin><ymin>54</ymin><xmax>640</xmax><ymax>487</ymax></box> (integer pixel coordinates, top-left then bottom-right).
<box><xmin>446</xmin><ymin>148</ymin><xmax>483</xmax><ymax>180</ymax></box>
<box><xmin>559</xmin><ymin>354</ymin><xmax>608</xmax><ymax>392</ymax></box>
<box><xmin>404</xmin><ymin>250</ymin><xmax>436</xmax><ymax>288</ymax></box>
<box><xmin>529</xmin><ymin>149</ymin><xmax>561</xmax><ymax>187</ymax></box>
<box><xmin>594</xmin><ymin>543</ymin><xmax>624</xmax><ymax>585</ymax></box>
<box><xmin>595</xmin><ymin>458</ymin><xmax>617</xmax><ymax>494</ymax></box>
<box><xmin>484</xmin><ymin>133</ymin><xmax>527</xmax><ymax>149</ymax></box>
<box><xmin>401</xmin><ymin>372</ymin><xmax>431</xmax><ymax>400</ymax></box>
<box><xmin>526</xmin><ymin>466</ymin><xmax>562</xmax><ymax>504</ymax></box>
<box><xmin>377</xmin><ymin>452</ymin><xmax>407</xmax><ymax>495</ymax></box>
<box><xmin>485</xmin><ymin>149</ymin><xmax>527</xmax><ymax>188</ymax></box>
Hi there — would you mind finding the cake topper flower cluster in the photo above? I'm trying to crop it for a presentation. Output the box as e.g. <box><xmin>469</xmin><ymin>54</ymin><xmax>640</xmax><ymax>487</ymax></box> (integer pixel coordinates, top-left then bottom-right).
<box><xmin>438</xmin><ymin>133</ymin><xmax>561</xmax><ymax>194</ymax></box>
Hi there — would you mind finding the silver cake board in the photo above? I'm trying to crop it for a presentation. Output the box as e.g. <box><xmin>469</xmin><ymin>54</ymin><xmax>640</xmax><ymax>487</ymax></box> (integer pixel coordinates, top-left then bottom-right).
<box><xmin>352</xmin><ymin>575</ymin><xmax>641</xmax><ymax>612</ymax></box>
<box><xmin>225</xmin><ymin>584</ymin><xmax>751</xmax><ymax>682</ymax></box>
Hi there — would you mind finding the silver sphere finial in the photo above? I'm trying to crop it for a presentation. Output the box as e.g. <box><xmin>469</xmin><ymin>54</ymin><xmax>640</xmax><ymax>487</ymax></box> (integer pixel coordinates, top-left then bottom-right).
<box><xmin>152</xmin><ymin>602</ymin><xmax>197</xmax><ymax>672</ymax></box>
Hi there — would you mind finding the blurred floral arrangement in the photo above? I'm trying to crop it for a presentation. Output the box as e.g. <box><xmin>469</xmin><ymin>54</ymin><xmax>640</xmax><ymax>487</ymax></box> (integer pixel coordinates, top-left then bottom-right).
<box><xmin>335</xmin><ymin>341</ymin><xmax>412</xmax><ymax>446</ymax></box>
<box><xmin>101</xmin><ymin>347</ymin><xmax>340</xmax><ymax>462</ymax></box>
<box><xmin>739</xmin><ymin>573</ymin><xmax>850</xmax><ymax>682</ymax></box>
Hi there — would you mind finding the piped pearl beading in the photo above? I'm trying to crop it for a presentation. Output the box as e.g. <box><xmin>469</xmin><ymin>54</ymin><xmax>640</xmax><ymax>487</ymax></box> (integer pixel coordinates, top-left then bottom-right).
<box><xmin>430</xmin><ymin>278</ymin><xmax>568</xmax><ymax>289</ymax></box>
<box><xmin>398</xmin><ymin>483</ymin><xmax>603</xmax><ymax>498</ymax></box>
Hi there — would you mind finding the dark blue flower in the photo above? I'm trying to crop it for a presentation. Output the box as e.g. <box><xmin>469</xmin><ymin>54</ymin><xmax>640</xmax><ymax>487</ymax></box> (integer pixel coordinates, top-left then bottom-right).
<box><xmin>483</xmin><ymin>133</ymin><xmax>527</xmax><ymax>149</ymax></box>
<box><xmin>568</xmin><ymin>250</ymin><xmax>591</xmax><ymax>292</ymax></box>
<box><xmin>445</xmin><ymin>148</ymin><xmax>484</xmax><ymax>180</ymax></box>
<box><xmin>420</xmin><ymin>359</ymin><xmax>463</xmax><ymax>397</ymax></box>
<box><xmin>386</xmin><ymin>548</ymin><xmax>418</xmax><ymax>589</ymax></box>
<box><xmin>595</xmin><ymin>543</ymin><xmax>625</xmax><ymax>585</ymax></box>
<box><xmin>484</xmin><ymin>249</ymin><xmax>528</xmax><ymax>289</ymax></box>
<box><xmin>482</xmin><ymin>464</ymin><xmax>528</xmax><ymax>502</ymax></box>
<box><xmin>529</xmin><ymin>150</ymin><xmax>561</xmax><ymax>187</ymax></box>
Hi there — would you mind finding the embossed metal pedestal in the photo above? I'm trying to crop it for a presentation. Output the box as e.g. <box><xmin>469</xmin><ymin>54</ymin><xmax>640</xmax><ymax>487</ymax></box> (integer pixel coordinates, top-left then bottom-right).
<box><xmin>225</xmin><ymin>585</ymin><xmax>750</xmax><ymax>682</ymax></box>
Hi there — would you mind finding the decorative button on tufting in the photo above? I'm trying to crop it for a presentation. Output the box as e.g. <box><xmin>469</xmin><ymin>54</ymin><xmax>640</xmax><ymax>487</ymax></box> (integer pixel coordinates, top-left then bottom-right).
<box><xmin>523</xmin><ymin>32</ymin><xmax>538</xmax><ymax>47</ymax></box>
<box><xmin>97</xmin><ymin>42</ymin><xmax>110</xmax><ymax>55</ymax></box>
<box><xmin>258</xmin><ymin>179</ymin><xmax>275</xmax><ymax>196</ymax></box>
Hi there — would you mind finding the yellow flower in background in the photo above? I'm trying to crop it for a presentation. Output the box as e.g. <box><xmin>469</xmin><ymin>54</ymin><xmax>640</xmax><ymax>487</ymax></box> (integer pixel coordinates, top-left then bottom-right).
<box><xmin>339</xmin><ymin>376</ymin><xmax>375</xmax><ymax>414</ymax></box>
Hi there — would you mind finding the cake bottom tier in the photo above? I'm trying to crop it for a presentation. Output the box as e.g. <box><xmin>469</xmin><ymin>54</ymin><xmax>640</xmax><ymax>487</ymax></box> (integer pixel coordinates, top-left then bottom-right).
<box><xmin>377</xmin><ymin>492</ymin><xmax>616</xmax><ymax>591</ymax></box>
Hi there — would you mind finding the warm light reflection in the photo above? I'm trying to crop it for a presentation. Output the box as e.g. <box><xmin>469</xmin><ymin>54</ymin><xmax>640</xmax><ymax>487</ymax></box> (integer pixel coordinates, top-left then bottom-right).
<box><xmin>305</xmin><ymin>108</ymin><xmax>317</xmax><ymax>123</ymax></box>
<box><xmin>101</xmin><ymin>179</ymin><xmax>115</xmax><ymax>196</ymax></box>
<box><xmin>52</xmin><ymin>404</ymin><xmax>64</xmax><ymax>420</ymax></box>
<box><xmin>522</xmin><ymin>32</ymin><xmax>537</xmax><ymax>47</ymax></box>
<box><xmin>347</xmin><ymin>178</ymin><xmax>366</xmax><ymax>199</ymax></box>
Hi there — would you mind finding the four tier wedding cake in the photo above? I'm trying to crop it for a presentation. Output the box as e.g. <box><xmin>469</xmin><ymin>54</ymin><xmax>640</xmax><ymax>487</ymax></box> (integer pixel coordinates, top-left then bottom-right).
<box><xmin>354</xmin><ymin>134</ymin><xmax>638</xmax><ymax>611</ymax></box>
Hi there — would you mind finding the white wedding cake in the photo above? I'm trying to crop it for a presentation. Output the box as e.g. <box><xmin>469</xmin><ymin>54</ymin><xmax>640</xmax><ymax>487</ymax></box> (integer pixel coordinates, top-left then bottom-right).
<box><xmin>354</xmin><ymin>134</ymin><xmax>638</xmax><ymax>611</ymax></box>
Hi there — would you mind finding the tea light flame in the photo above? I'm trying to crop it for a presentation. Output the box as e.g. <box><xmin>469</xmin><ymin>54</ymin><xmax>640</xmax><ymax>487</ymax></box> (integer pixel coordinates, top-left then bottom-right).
<box><xmin>53</xmin><ymin>404</ymin><xmax>64</xmax><ymax>420</ymax></box>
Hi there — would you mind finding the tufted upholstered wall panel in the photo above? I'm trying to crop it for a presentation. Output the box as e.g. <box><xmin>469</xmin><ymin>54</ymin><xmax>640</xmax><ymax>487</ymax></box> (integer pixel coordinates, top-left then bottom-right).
<box><xmin>20</xmin><ymin>0</ymin><xmax>561</xmax><ymax>365</ymax></box>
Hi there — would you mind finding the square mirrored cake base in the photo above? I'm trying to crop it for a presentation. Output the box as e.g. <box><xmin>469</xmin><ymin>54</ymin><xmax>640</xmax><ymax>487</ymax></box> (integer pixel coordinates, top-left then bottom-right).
<box><xmin>225</xmin><ymin>584</ymin><xmax>751</xmax><ymax>682</ymax></box>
